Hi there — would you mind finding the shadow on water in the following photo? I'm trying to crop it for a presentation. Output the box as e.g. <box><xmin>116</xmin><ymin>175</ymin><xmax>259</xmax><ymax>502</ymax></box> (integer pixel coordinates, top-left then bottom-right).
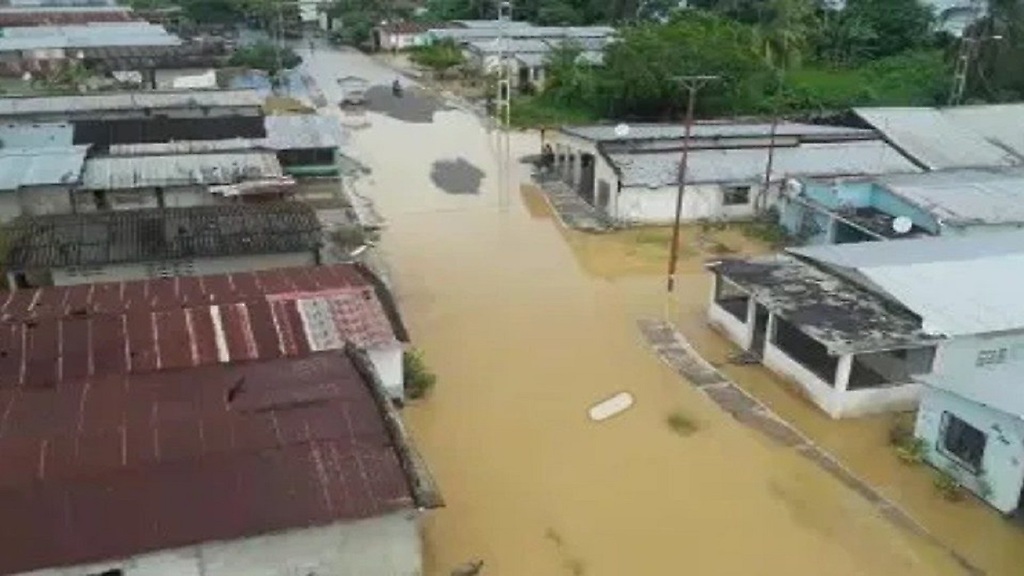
<box><xmin>363</xmin><ymin>85</ymin><xmax>452</xmax><ymax>123</ymax></box>
<box><xmin>430</xmin><ymin>158</ymin><xmax>485</xmax><ymax>195</ymax></box>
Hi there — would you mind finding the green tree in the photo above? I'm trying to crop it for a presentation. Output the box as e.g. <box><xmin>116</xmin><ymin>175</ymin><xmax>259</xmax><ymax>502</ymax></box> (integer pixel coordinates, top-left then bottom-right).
<box><xmin>593</xmin><ymin>11</ymin><xmax>773</xmax><ymax>117</ymax></box>
<box><xmin>759</xmin><ymin>0</ymin><xmax>818</xmax><ymax>70</ymax></box>
<box><xmin>964</xmin><ymin>0</ymin><xmax>1024</xmax><ymax>102</ymax></box>
<box><xmin>229</xmin><ymin>41</ymin><xmax>302</xmax><ymax>78</ymax></box>
<box><xmin>842</xmin><ymin>0</ymin><xmax>934</xmax><ymax>59</ymax></box>
<box><xmin>409</xmin><ymin>39</ymin><xmax>465</xmax><ymax>76</ymax></box>
<box><xmin>815</xmin><ymin>9</ymin><xmax>878</xmax><ymax>66</ymax></box>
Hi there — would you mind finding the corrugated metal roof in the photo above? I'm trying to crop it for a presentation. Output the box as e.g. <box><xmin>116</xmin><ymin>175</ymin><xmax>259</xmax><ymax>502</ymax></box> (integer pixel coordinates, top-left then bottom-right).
<box><xmin>875</xmin><ymin>167</ymin><xmax>1024</xmax><ymax>226</ymax></box>
<box><xmin>789</xmin><ymin>231</ymin><xmax>1024</xmax><ymax>336</ymax></box>
<box><xmin>452</xmin><ymin>19</ymin><xmax>534</xmax><ymax>28</ymax></box>
<box><xmin>608</xmin><ymin>140</ymin><xmax>919</xmax><ymax>188</ymax></box>
<box><xmin>264</xmin><ymin>114</ymin><xmax>348</xmax><ymax>150</ymax></box>
<box><xmin>0</xmin><ymin>350</ymin><xmax>416</xmax><ymax>575</ymax></box>
<box><xmin>0</xmin><ymin>8</ymin><xmax>132</xmax><ymax>25</ymax></box>
<box><xmin>0</xmin><ymin>120</ymin><xmax>72</xmax><ymax>147</ymax></box>
<box><xmin>940</xmin><ymin>104</ymin><xmax>1024</xmax><ymax>159</ymax></box>
<box><xmin>102</xmin><ymin>115</ymin><xmax>347</xmax><ymax>156</ymax></box>
<box><xmin>563</xmin><ymin>121</ymin><xmax>873</xmax><ymax>142</ymax></box>
<box><xmin>1</xmin><ymin>0</ymin><xmax>117</xmax><ymax>7</ymax></box>
<box><xmin>81</xmin><ymin>150</ymin><xmax>285</xmax><ymax>190</ymax></box>
<box><xmin>854</xmin><ymin>106</ymin><xmax>1022</xmax><ymax>170</ymax></box>
<box><xmin>0</xmin><ymin>89</ymin><xmax>264</xmax><ymax>117</ymax></box>
<box><xmin>0</xmin><ymin>145</ymin><xmax>86</xmax><ymax>190</ymax></box>
<box><xmin>430</xmin><ymin>25</ymin><xmax>613</xmax><ymax>42</ymax></box>
<box><xmin>468</xmin><ymin>37</ymin><xmax>551</xmax><ymax>54</ymax></box>
<box><xmin>4</xmin><ymin>203</ymin><xmax>320</xmax><ymax>269</ymax></box>
<box><xmin>0</xmin><ymin>22</ymin><xmax>180</xmax><ymax>51</ymax></box>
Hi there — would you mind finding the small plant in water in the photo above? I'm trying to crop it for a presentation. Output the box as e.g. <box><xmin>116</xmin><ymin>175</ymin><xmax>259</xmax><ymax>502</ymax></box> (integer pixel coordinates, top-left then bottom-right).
<box><xmin>403</xmin><ymin>348</ymin><xmax>437</xmax><ymax>400</ymax></box>
<box><xmin>888</xmin><ymin>416</ymin><xmax>915</xmax><ymax>447</ymax></box>
<box><xmin>564</xmin><ymin>558</ymin><xmax>586</xmax><ymax>576</ymax></box>
<box><xmin>894</xmin><ymin>437</ymin><xmax>926</xmax><ymax>465</ymax></box>
<box><xmin>666</xmin><ymin>411</ymin><xmax>699</xmax><ymax>436</ymax></box>
<box><xmin>934</xmin><ymin>466</ymin><xmax>964</xmax><ymax>501</ymax></box>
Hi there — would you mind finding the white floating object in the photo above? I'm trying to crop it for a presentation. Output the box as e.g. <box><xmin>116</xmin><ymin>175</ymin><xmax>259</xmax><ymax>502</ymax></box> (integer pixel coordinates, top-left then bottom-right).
<box><xmin>613</xmin><ymin>123</ymin><xmax>630</xmax><ymax>138</ymax></box>
<box><xmin>892</xmin><ymin>216</ymin><xmax>913</xmax><ymax>235</ymax></box>
<box><xmin>589</xmin><ymin>391</ymin><xmax>635</xmax><ymax>422</ymax></box>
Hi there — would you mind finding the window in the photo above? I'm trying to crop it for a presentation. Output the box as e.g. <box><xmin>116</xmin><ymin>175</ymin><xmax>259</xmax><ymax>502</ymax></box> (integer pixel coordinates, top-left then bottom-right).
<box><xmin>939</xmin><ymin>413</ymin><xmax>986</xmax><ymax>472</ymax></box>
<box><xmin>723</xmin><ymin>186</ymin><xmax>751</xmax><ymax>206</ymax></box>
<box><xmin>713</xmin><ymin>275</ymin><xmax>750</xmax><ymax>322</ymax></box>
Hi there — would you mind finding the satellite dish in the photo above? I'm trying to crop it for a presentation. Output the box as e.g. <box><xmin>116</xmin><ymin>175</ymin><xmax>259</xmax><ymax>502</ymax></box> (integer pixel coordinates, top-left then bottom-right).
<box><xmin>892</xmin><ymin>216</ymin><xmax>913</xmax><ymax>235</ymax></box>
<box><xmin>614</xmin><ymin>123</ymin><xmax>630</xmax><ymax>138</ymax></box>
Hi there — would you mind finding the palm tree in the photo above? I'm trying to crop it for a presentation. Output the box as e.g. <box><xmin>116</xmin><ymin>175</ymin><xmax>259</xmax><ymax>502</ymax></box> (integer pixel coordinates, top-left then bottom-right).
<box><xmin>759</xmin><ymin>0</ymin><xmax>817</xmax><ymax>70</ymax></box>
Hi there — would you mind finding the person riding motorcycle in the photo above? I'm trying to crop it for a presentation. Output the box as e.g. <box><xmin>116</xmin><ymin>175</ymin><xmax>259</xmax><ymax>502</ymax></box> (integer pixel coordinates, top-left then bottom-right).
<box><xmin>392</xmin><ymin>78</ymin><xmax>403</xmax><ymax>96</ymax></box>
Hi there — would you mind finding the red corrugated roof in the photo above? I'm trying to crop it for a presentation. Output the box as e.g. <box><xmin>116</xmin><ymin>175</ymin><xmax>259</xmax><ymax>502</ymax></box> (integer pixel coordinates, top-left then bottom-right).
<box><xmin>0</xmin><ymin>265</ymin><xmax>401</xmax><ymax>390</ymax></box>
<box><xmin>0</xmin><ymin>351</ymin><xmax>415</xmax><ymax>575</ymax></box>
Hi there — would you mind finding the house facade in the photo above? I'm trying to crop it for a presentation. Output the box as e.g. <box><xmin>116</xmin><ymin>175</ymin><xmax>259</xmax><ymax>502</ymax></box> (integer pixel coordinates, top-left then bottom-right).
<box><xmin>373</xmin><ymin>21</ymin><xmax>430</xmax><ymax>51</ymax></box>
<box><xmin>0</xmin><ymin>144</ymin><xmax>88</xmax><ymax>222</ymax></box>
<box><xmin>780</xmin><ymin>167</ymin><xmax>1024</xmax><ymax>245</ymax></box>
<box><xmin>542</xmin><ymin>122</ymin><xmax>920</xmax><ymax>226</ymax></box>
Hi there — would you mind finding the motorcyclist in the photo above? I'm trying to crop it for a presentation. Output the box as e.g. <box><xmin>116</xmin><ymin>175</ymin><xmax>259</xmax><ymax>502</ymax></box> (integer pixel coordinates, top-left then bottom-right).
<box><xmin>392</xmin><ymin>78</ymin><xmax>402</xmax><ymax>96</ymax></box>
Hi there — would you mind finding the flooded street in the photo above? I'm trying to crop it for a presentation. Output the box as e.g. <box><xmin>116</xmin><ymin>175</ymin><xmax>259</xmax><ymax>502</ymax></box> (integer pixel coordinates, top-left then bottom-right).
<box><xmin>301</xmin><ymin>44</ymin><xmax>979</xmax><ymax>575</ymax></box>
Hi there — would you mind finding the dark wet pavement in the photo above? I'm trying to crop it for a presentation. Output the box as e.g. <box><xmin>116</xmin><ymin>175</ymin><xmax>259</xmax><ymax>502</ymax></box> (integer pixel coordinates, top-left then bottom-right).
<box><xmin>430</xmin><ymin>158</ymin><xmax>485</xmax><ymax>195</ymax></box>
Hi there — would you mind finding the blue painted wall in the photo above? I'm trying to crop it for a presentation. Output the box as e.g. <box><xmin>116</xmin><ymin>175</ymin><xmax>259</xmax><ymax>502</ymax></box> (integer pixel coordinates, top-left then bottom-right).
<box><xmin>916</xmin><ymin>387</ymin><xmax>1024</xmax><ymax>513</ymax></box>
<box><xmin>780</xmin><ymin>180</ymin><xmax>942</xmax><ymax>245</ymax></box>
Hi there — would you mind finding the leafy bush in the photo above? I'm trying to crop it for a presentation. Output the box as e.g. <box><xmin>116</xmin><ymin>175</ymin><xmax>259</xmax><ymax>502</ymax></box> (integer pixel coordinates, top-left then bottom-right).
<box><xmin>409</xmin><ymin>40</ymin><xmax>464</xmax><ymax>76</ymax></box>
<box><xmin>403</xmin><ymin>349</ymin><xmax>437</xmax><ymax>400</ymax></box>
<box><xmin>666</xmin><ymin>411</ymin><xmax>700</xmax><ymax>436</ymax></box>
<box><xmin>934</xmin><ymin>467</ymin><xmax>964</xmax><ymax>501</ymax></box>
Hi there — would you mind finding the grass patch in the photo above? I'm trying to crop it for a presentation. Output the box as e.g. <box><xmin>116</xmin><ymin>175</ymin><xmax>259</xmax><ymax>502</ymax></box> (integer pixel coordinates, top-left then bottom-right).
<box><xmin>510</xmin><ymin>96</ymin><xmax>597</xmax><ymax>129</ymax></box>
<box><xmin>666</xmin><ymin>411</ymin><xmax>700</xmax><ymax>436</ymax></box>
<box><xmin>403</xmin><ymin>349</ymin><xmax>437</xmax><ymax>400</ymax></box>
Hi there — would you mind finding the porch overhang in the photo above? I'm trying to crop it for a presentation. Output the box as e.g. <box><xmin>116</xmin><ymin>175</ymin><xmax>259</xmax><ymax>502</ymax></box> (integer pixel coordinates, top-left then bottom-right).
<box><xmin>708</xmin><ymin>255</ymin><xmax>942</xmax><ymax>356</ymax></box>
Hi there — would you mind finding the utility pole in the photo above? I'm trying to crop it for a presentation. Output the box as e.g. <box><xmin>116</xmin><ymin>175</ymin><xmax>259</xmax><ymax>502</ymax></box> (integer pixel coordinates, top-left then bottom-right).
<box><xmin>666</xmin><ymin>75</ymin><xmax>719</xmax><ymax>293</ymax></box>
<box><xmin>949</xmin><ymin>0</ymin><xmax>995</xmax><ymax>106</ymax></box>
<box><xmin>495</xmin><ymin>0</ymin><xmax>512</xmax><ymax>212</ymax></box>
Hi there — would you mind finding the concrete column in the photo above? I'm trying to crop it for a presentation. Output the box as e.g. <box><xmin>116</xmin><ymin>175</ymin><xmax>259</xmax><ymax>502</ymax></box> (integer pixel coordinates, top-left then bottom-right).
<box><xmin>826</xmin><ymin>216</ymin><xmax>838</xmax><ymax>244</ymax></box>
<box><xmin>835</xmin><ymin>354</ymin><xmax>853</xmax><ymax>392</ymax></box>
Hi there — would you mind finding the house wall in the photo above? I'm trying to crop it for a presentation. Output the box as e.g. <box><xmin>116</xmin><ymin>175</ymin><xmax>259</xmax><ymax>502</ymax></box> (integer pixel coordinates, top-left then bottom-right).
<box><xmin>379</xmin><ymin>32</ymin><xmax>426</xmax><ymax>51</ymax></box>
<box><xmin>49</xmin><ymin>252</ymin><xmax>317</xmax><ymax>286</ymax></box>
<box><xmin>916</xmin><ymin>387</ymin><xmax>1024</xmax><ymax>513</ymax></box>
<box><xmin>0</xmin><ymin>186</ymin><xmax>75</xmax><ymax>222</ymax></box>
<box><xmin>74</xmin><ymin>186</ymin><xmax>214</xmax><ymax>212</ymax></box>
<box><xmin>16</xmin><ymin>511</ymin><xmax>422</xmax><ymax>576</ymax></box>
<box><xmin>706</xmin><ymin>275</ymin><xmax>754</xmax><ymax>349</ymax></box>
<box><xmin>928</xmin><ymin>330</ymin><xmax>1024</xmax><ymax>419</ymax></box>
<box><xmin>367</xmin><ymin>343</ymin><xmax>405</xmax><ymax>400</ymax></box>
<box><xmin>615</xmin><ymin>182</ymin><xmax>773</xmax><ymax>225</ymax></box>
<box><xmin>153</xmin><ymin>68</ymin><xmax>214</xmax><ymax>90</ymax></box>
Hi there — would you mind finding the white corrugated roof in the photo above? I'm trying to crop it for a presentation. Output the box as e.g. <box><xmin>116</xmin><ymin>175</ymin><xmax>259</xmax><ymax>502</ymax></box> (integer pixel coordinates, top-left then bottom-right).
<box><xmin>876</xmin><ymin>167</ymin><xmax>1024</xmax><ymax>226</ymax></box>
<box><xmin>855</xmin><ymin>106</ymin><xmax>1023</xmax><ymax>170</ymax></box>
<box><xmin>790</xmin><ymin>231</ymin><xmax>1024</xmax><ymax>336</ymax></box>
<box><xmin>0</xmin><ymin>22</ymin><xmax>180</xmax><ymax>51</ymax></box>
<box><xmin>608</xmin><ymin>140</ymin><xmax>920</xmax><ymax>187</ymax></box>
<box><xmin>81</xmin><ymin>151</ymin><xmax>285</xmax><ymax>190</ymax></box>
<box><xmin>565</xmin><ymin>121</ymin><xmax>873</xmax><ymax>142</ymax></box>
<box><xmin>0</xmin><ymin>89</ymin><xmax>263</xmax><ymax>116</ymax></box>
<box><xmin>0</xmin><ymin>145</ymin><xmax>87</xmax><ymax>190</ymax></box>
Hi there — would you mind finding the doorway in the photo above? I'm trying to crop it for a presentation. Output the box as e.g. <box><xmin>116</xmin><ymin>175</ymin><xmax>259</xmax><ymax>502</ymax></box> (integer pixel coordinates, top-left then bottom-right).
<box><xmin>579</xmin><ymin>153</ymin><xmax>596</xmax><ymax>204</ymax></box>
<box><xmin>750</xmin><ymin>304</ymin><xmax>769</xmax><ymax>356</ymax></box>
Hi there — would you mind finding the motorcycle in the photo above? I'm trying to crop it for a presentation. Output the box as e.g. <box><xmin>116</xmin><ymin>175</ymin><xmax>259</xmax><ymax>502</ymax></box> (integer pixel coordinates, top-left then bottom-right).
<box><xmin>392</xmin><ymin>79</ymin><xmax>403</xmax><ymax>97</ymax></box>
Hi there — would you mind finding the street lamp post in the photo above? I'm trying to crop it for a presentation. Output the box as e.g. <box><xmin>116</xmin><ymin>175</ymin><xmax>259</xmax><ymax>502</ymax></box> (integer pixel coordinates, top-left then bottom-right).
<box><xmin>666</xmin><ymin>74</ymin><xmax>719</xmax><ymax>293</ymax></box>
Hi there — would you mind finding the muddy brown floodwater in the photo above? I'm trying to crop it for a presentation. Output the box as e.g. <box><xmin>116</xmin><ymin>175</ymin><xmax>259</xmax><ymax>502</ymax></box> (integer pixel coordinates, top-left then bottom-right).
<box><xmin>335</xmin><ymin>87</ymin><xmax>975</xmax><ymax>575</ymax></box>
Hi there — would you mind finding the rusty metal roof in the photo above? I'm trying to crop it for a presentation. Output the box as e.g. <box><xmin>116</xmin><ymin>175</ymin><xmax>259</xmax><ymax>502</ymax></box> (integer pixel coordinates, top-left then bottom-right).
<box><xmin>0</xmin><ymin>8</ymin><xmax>133</xmax><ymax>25</ymax></box>
<box><xmin>0</xmin><ymin>264</ymin><xmax>402</xmax><ymax>391</ymax></box>
<box><xmin>0</xmin><ymin>350</ymin><xmax>417</xmax><ymax>575</ymax></box>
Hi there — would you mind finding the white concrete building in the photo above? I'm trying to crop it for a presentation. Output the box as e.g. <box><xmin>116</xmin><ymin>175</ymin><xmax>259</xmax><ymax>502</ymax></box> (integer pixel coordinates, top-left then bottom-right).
<box><xmin>707</xmin><ymin>251</ymin><xmax>938</xmax><ymax>419</ymax></box>
<box><xmin>541</xmin><ymin>122</ymin><xmax>919</xmax><ymax>226</ymax></box>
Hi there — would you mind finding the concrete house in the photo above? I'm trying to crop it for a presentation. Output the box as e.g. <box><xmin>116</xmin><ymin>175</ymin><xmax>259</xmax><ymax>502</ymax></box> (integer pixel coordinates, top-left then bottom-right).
<box><xmin>464</xmin><ymin>36</ymin><xmax>606</xmax><ymax>91</ymax></box>
<box><xmin>707</xmin><ymin>250</ymin><xmax>939</xmax><ymax>419</ymax></box>
<box><xmin>0</xmin><ymin>144</ymin><xmax>87</xmax><ymax>221</ymax></box>
<box><xmin>780</xmin><ymin>167</ymin><xmax>1024</xmax><ymax>245</ymax></box>
<box><xmin>3</xmin><ymin>202</ymin><xmax>322</xmax><ymax>287</ymax></box>
<box><xmin>0</xmin><ymin>331</ymin><xmax>437</xmax><ymax>576</ymax></box>
<box><xmin>373</xmin><ymin>21</ymin><xmax>431</xmax><ymax>51</ymax></box>
<box><xmin>541</xmin><ymin>122</ymin><xmax>919</xmax><ymax>226</ymax></box>
<box><xmin>77</xmin><ymin>149</ymin><xmax>295</xmax><ymax>210</ymax></box>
